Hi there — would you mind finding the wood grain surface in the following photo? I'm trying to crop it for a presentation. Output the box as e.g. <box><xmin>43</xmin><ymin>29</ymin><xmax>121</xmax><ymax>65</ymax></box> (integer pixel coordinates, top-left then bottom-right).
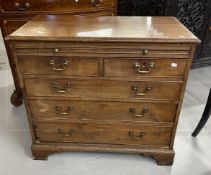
<box><xmin>7</xmin><ymin>15</ymin><xmax>200</xmax><ymax>43</ymax></box>
<box><xmin>34</xmin><ymin>121</ymin><xmax>173</xmax><ymax>146</ymax></box>
<box><xmin>29</xmin><ymin>99</ymin><xmax>178</xmax><ymax>122</ymax></box>
<box><xmin>24</xmin><ymin>78</ymin><xmax>182</xmax><ymax>101</ymax></box>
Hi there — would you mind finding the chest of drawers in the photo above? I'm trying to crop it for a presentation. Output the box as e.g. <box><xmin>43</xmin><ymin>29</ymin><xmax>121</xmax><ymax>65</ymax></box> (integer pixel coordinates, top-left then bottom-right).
<box><xmin>0</xmin><ymin>0</ymin><xmax>117</xmax><ymax>106</ymax></box>
<box><xmin>7</xmin><ymin>15</ymin><xmax>200</xmax><ymax>165</ymax></box>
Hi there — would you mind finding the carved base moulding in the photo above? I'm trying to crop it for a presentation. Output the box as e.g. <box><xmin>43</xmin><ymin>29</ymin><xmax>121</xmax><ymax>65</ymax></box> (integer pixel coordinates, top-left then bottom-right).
<box><xmin>32</xmin><ymin>143</ymin><xmax>175</xmax><ymax>166</ymax></box>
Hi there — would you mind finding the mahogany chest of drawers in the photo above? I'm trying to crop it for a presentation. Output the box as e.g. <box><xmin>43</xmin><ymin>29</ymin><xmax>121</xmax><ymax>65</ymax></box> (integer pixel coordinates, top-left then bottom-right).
<box><xmin>7</xmin><ymin>15</ymin><xmax>200</xmax><ymax>165</ymax></box>
<box><xmin>0</xmin><ymin>0</ymin><xmax>117</xmax><ymax>106</ymax></box>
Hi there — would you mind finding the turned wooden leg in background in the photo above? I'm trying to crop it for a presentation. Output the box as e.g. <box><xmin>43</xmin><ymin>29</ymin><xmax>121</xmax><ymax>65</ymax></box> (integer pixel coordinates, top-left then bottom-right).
<box><xmin>10</xmin><ymin>89</ymin><xmax>23</xmax><ymax>107</ymax></box>
<box><xmin>2</xmin><ymin>37</ymin><xmax>23</xmax><ymax>107</ymax></box>
<box><xmin>9</xmin><ymin>63</ymin><xmax>23</xmax><ymax>107</ymax></box>
<box><xmin>192</xmin><ymin>88</ymin><xmax>211</xmax><ymax>137</ymax></box>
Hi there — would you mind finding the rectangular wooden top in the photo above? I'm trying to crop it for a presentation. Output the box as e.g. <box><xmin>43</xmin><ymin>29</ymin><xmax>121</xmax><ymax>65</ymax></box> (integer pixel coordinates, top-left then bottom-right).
<box><xmin>7</xmin><ymin>15</ymin><xmax>200</xmax><ymax>43</ymax></box>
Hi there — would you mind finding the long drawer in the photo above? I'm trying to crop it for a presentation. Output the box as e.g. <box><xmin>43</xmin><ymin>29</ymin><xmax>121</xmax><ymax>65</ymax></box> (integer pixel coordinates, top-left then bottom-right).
<box><xmin>29</xmin><ymin>100</ymin><xmax>178</xmax><ymax>122</ymax></box>
<box><xmin>34</xmin><ymin>121</ymin><xmax>173</xmax><ymax>146</ymax></box>
<box><xmin>15</xmin><ymin>43</ymin><xmax>190</xmax><ymax>58</ymax></box>
<box><xmin>18</xmin><ymin>56</ymin><xmax>99</xmax><ymax>76</ymax></box>
<box><xmin>0</xmin><ymin>0</ymin><xmax>115</xmax><ymax>13</ymax></box>
<box><xmin>24</xmin><ymin>78</ymin><xmax>182</xmax><ymax>101</ymax></box>
<box><xmin>104</xmin><ymin>58</ymin><xmax>187</xmax><ymax>78</ymax></box>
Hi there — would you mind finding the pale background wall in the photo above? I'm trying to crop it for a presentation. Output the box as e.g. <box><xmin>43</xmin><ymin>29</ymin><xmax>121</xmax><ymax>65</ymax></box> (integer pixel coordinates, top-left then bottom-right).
<box><xmin>0</xmin><ymin>31</ymin><xmax>13</xmax><ymax>87</ymax></box>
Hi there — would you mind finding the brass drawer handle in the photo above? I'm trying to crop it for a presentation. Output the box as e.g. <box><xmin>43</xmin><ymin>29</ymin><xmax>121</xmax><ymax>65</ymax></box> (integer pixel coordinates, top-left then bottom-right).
<box><xmin>142</xmin><ymin>49</ymin><xmax>149</xmax><ymax>55</ymax></box>
<box><xmin>49</xmin><ymin>59</ymin><xmax>69</xmax><ymax>71</ymax></box>
<box><xmin>90</xmin><ymin>0</ymin><xmax>102</xmax><ymax>7</ymax></box>
<box><xmin>134</xmin><ymin>62</ymin><xmax>155</xmax><ymax>74</ymax></box>
<box><xmin>52</xmin><ymin>82</ymin><xmax>71</xmax><ymax>93</ymax></box>
<box><xmin>55</xmin><ymin>106</ymin><xmax>73</xmax><ymax>115</ymax></box>
<box><xmin>128</xmin><ymin>131</ymin><xmax>145</xmax><ymax>140</ymax></box>
<box><xmin>132</xmin><ymin>85</ymin><xmax>151</xmax><ymax>96</ymax></box>
<box><xmin>130</xmin><ymin>108</ymin><xmax>149</xmax><ymax>117</ymax></box>
<box><xmin>54</xmin><ymin>48</ymin><xmax>59</xmax><ymax>53</ymax></box>
<box><xmin>14</xmin><ymin>2</ymin><xmax>30</xmax><ymax>11</ymax></box>
<box><xmin>57</xmin><ymin>128</ymin><xmax>76</xmax><ymax>137</ymax></box>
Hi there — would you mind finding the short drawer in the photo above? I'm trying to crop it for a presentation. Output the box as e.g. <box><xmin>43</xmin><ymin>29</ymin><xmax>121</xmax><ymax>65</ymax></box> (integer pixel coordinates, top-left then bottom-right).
<box><xmin>18</xmin><ymin>56</ymin><xmax>99</xmax><ymax>76</ymax></box>
<box><xmin>29</xmin><ymin>100</ymin><xmax>178</xmax><ymax>123</ymax></box>
<box><xmin>104</xmin><ymin>59</ymin><xmax>187</xmax><ymax>77</ymax></box>
<box><xmin>34</xmin><ymin>121</ymin><xmax>173</xmax><ymax>146</ymax></box>
<box><xmin>24</xmin><ymin>78</ymin><xmax>182</xmax><ymax>101</ymax></box>
<box><xmin>0</xmin><ymin>0</ymin><xmax>115</xmax><ymax>13</ymax></box>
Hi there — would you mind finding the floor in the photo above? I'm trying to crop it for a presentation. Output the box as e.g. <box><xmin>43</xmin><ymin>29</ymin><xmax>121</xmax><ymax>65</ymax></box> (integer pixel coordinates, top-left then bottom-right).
<box><xmin>0</xmin><ymin>34</ymin><xmax>211</xmax><ymax>175</ymax></box>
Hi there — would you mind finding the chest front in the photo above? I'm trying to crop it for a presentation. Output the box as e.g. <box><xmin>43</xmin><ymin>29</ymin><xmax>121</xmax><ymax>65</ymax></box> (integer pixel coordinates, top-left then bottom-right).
<box><xmin>7</xmin><ymin>15</ymin><xmax>200</xmax><ymax>165</ymax></box>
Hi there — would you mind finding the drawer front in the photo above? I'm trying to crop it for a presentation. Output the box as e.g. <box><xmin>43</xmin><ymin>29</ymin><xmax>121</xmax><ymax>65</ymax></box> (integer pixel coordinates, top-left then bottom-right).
<box><xmin>34</xmin><ymin>122</ymin><xmax>172</xmax><ymax>146</ymax></box>
<box><xmin>15</xmin><ymin>43</ymin><xmax>190</xmax><ymax>59</ymax></box>
<box><xmin>104</xmin><ymin>59</ymin><xmax>187</xmax><ymax>77</ymax></box>
<box><xmin>2</xmin><ymin>20</ymin><xmax>29</xmax><ymax>36</ymax></box>
<box><xmin>18</xmin><ymin>56</ymin><xmax>99</xmax><ymax>76</ymax></box>
<box><xmin>0</xmin><ymin>0</ymin><xmax>115</xmax><ymax>13</ymax></box>
<box><xmin>24</xmin><ymin>78</ymin><xmax>182</xmax><ymax>101</ymax></box>
<box><xmin>80</xmin><ymin>10</ymin><xmax>114</xmax><ymax>16</ymax></box>
<box><xmin>29</xmin><ymin>100</ymin><xmax>178</xmax><ymax>122</ymax></box>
